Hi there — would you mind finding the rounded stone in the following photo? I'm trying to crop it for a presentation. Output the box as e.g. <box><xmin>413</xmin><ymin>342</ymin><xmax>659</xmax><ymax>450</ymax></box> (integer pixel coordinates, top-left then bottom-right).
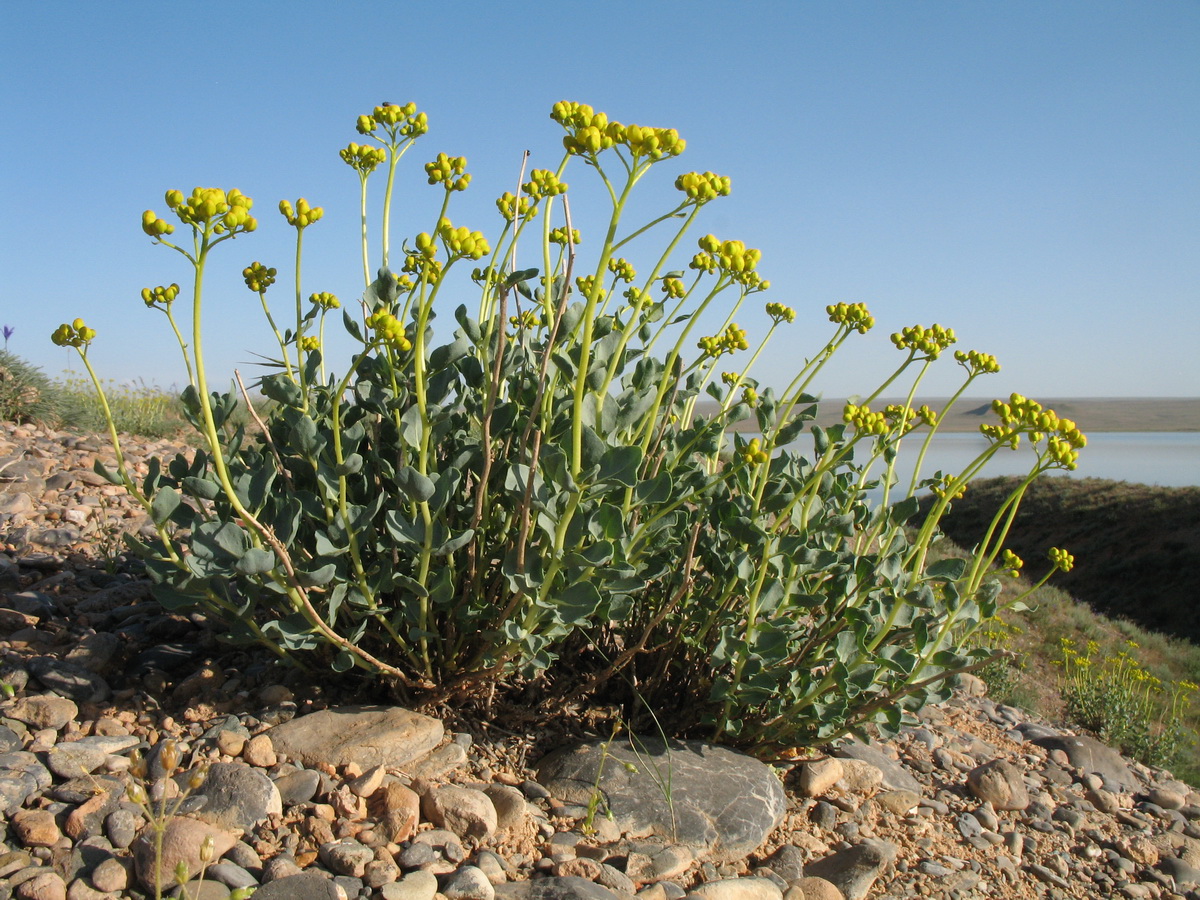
<box><xmin>16</xmin><ymin>870</ymin><xmax>67</xmax><ymax>900</ymax></box>
<box><xmin>266</xmin><ymin>706</ymin><xmax>443</xmax><ymax>770</ymax></box>
<box><xmin>422</xmin><ymin>785</ymin><xmax>497</xmax><ymax>840</ymax></box>
<box><xmin>537</xmin><ymin>737</ymin><xmax>787</xmax><ymax>864</ymax></box>
<box><xmin>318</xmin><ymin>838</ymin><xmax>374</xmax><ymax>878</ymax></box>
<box><xmin>273</xmin><ymin>768</ymin><xmax>321</xmax><ymax>807</ymax></box>
<box><xmin>483</xmin><ymin>784</ymin><xmax>530</xmax><ymax>830</ymax></box>
<box><xmin>835</xmin><ymin>760</ymin><xmax>883</xmax><ymax>797</ymax></box>
<box><xmin>442</xmin><ymin>865</ymin><xmax>496</xmax><ymax>900</ymax></box>
<box><xmin>10</xmin><ymin>809</ymin><xmax>62</xmax><ymax>848</ymax></box>
<box><xmin>966</xmin><ymin>759</ymin><xmax>1029</xmax><ymax>811</ymax></box>
<box><xmin>191</xmin><ymin>762</ymin><xmax>283</xmax><ymax>831</ymax></box>
<box><xmin>798</xmin><ymin>759</ymin><xmax>843</xmax><ymax>798</ymax></box>
<box><xmin>792</xmin><ymin>877</ymin><xmax>843</xmax><ymax>900</ymax></box>
<box><xmin>381</xmin><ymin>868</ymin><xmax>439</xmax><ymax>900</ymax></box>
<box><xmin>688</xmin><ymin>878</ymin><xmax>783</xmax><ymax>900</ymax></box>
<box><xmin>7</xmin><ymin>696</ymin><xmax>78</xmax><ymax>731</ymax></box>
<box><xmin>132</xmin><ymin>816</ymin><xmax>237</xmax><ymax>893</ymax></box>
<box><xmin>251</xmin><ymin>869</ymin><xmax>339</xmax><ymax>899</ymax></box>
<box><xmin>90</xmin><ymin>857</ymin><xmax>131</xmax><ymax>893</ymax></box>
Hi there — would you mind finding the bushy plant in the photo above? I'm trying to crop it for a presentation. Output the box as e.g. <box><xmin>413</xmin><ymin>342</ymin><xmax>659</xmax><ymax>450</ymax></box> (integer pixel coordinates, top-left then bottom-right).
<box><xmin>1058</xmin><ymin>637</ymin><xmax>1196</xmax><ymax>768</ymax></box>
<box><xmin>0</xmin><ymin>349</ymin><xmax>61</xmax><ymax>425</ymax></box>
<box><xmin>55</xmin><ymin>102</ymin><xmax>1086</xmax><ymax>749</ymax></box>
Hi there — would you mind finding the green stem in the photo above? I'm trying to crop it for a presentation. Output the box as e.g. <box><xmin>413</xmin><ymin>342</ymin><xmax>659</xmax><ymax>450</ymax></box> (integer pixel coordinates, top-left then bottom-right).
<box><xmin>359</xmin><ymin>172</ymin><xmax>371</xmax><ymax>288</ymax></box>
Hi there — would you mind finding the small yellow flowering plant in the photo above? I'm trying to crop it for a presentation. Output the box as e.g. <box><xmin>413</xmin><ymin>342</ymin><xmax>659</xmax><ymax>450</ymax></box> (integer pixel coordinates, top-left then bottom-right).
<box><xmin>1058</xmin><ymin>637</ymin><xmax>1196</xmax><ymax>768</ymax></box>
<box><xmin>55</xmin><ymin>101</ymin><xmax>1081</xmax><ymax>749</ymax></box>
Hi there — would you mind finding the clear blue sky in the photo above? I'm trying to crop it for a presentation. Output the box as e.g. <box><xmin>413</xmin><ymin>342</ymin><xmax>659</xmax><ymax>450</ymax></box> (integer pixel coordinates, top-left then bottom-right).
<box><xmin>2</xmin><ymin>1</ymin><xmax>1197</xmax><ymax>402</ymax></box>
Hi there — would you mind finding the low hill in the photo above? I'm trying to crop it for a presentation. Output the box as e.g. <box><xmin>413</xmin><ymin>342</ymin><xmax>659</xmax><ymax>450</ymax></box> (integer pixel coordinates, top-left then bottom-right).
<box><xmin>921</xmin><ymin>476</ymin><xmax>1200</xmax><ymax>641</ymax></box>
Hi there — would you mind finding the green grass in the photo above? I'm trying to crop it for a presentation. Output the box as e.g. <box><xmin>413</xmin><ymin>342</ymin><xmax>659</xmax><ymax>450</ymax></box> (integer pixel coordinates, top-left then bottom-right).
<box><xmin>52</xmin><ymin>375</ymin><xmax>273</xmax><ymax>440</ymax></box>
<box><xmin>56</xmin><ymin>375</ymin><xmax>189</xmax><ymax>438</ymax></box>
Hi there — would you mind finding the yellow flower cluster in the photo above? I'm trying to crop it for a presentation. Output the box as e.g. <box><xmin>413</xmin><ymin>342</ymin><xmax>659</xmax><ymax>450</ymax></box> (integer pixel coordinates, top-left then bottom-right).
<box><xmin>954</xmin><ymin>348</ymin><xmax>1000</xmax><ymax>376</ymax></box>
<box><xmin>697</xmin><ymin>323</ymin><xmax>748</xmax><ymax>359</ymax></box>
<box><xmin>339</xmin><ymin>142</ymin><xmax>388</xmax><ymax>175</ymax></box>
<box><xmin>141</xmin><ymin>283</ymin><xmax>180</xmax><ymax>308</ymax></box>
<box><xmin>622</xmin><ymin>286</ymin><xmax>648</xmax><ymax>307</ymax></box>
<box><xmin>51</xmin><ymin>318</ymin><xmax>96</xmax><ymax>348</ymax></box>
<box><xmin>366</xmin><ymin>309</ymin><xmax>412</xmax><ymax>352</ymax></box>
<box><xmin>608</xmin><ymin>257</ymin><xmax>636</xmax><ymax>283</ymax></box>
<box><xmin>279</xmin><ymin>198</ymin><xmax>323</xmax><ymax>229</ymax></box>
<box><xmin>298</xmin><ymin>336</ymin><xmax>320</xmax><ymax>352</ymax></box>
<box><xmin>170</xmin><ymin>188</ymin><xmax>256</xmax><ymax>233</ymax></box>
<box><xmin>243</xmin><ymin>262</ymin><xmax>277</xmax><ymax>293</ymax></box>
<box><xmin>826</xmin><ymin>302</ymin><xmax>875</xmax><ymax>334</ymax></box>
<box><xmin>471</xmin><ymin>265</ymin><xmax>498</xmax><ymax>285</ymax></box>
<box><xmin>310</xmin><ymin>292</ymin><xmax>340</xmax><ymax>310</ymax></box>
<box><xmin>982</xmin><ymin>393</ymin><xmax>1087</xmax><ymax>467</ymax></box>
<box><xmin>144</xmin><ymin>188</ymin><xmax>256</xmax><ymax>238</ymax></box>
<box><xmin>140</xmin><ymin>210</ymin><xmax>175</xmax><ymax>237</ymax></box>
<box><xmin>675</xmin><ymin>171</ymin><xmax>731</xmax><ymax>202</ymax></box>
<box><xmin>356</xmin><ymin>102</ymin><xmax>428</xmax><ymax>140</ymax></box>
<box><xmin>1001</xmin><ymin>549</ymin><xmax>1024</xmax><ymax>578</ymax></box>
<box><xmin>692</xmin><ymin>235</ymin><xmax>767</xmax><ymax>289</ymax></box>
<box><xmin>523</xmin><ymin>169</ymin><xmax>567</xmax><ymax>200</ymax></box>
<box><xmin>721</xmin><ymin>372</ymin><xmax>740</xmax><ymax>387</ymax></box>
<box><xmin>915</xmin><ymin>404</ymin><xmax>939</xmax><ymax>427</ymax></box>
<box><xmin>403</xmin><ymin>249</ymin><xmax>442</xmax><ymax>280</ymax></box>
<box><xmin>549</xmin><ymin>227</ymin><xmax>582</xmax><ymax>246</ymax></box>
<box><xmin>1049</xmin><ymin>547</ymin><xmax>1074</xmax><ymax>572</ymax></box>
<box><xmin>551</xmin><ymin>102</ymin><xmax>686</xmax><ymax>161</ymax></box>
<box><xmin>425</xmin><ymin>153</ymin><xmax>470</xmax><ymax>192</ymax></box>
<box><xmin>437</xmin><ymin>219</ymin><xmax>488</xmax><ymax>259</ymax></box>
<box><xmin>928</xmin><ymin>473</ymin><xmax>967</xmax><ymax>501</ymax></box>
<box><xmin>765</xmin><ymin>302</ymin><xmax>795</xmax><ymax>324</ymax></box>
<box><xmin>575</xmin><ymin>274</ymin><xmax>607</xmax><ymax>302</ymax></box>
<box><xmin>495</xmin><ymin>192</ymin><xmax>534</xmax><ymax>223</ymax></box>
<box><xmin>509</xmin><ymin>310</ymin><xmax>541</xmax><ymax>329</ymax></box>
<box><xmin>742</xmin><ymin>387</ymin><xmax>759</xmax><ymax>407</ymax></box>
<box><xmin>890</xmin><ymin>323</ymin><xmax>956</xmax><ymax>359</ymax></box>
<box><xmin>842</xmin><ymin>403</ymin><xmax>889</xmax><ymax>436</ymax></box>
<box><xmin>661</xmin><ymin>277</ymin><xmax>686</xmax><ymax>299</ymax></box>
<box><xmin>739</xmin><ymin>437</ymin><xmax>769</xmax><ymax>465</ymax></box>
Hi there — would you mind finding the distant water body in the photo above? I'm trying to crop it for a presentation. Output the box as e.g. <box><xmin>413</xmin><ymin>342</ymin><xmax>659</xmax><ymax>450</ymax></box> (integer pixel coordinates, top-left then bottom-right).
<box><xmin>781</xmin><ymin>432</ymin><xmax>1200</xmax><ymax>494</ymax></box>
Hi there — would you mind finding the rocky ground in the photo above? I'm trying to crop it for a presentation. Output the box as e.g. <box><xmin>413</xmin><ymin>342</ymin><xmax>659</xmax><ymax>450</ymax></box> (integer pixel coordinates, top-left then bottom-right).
<box><xmin>3</xmin><ymin>421</ymin><xmax>1200</xmax><ymax>900</ymax></box>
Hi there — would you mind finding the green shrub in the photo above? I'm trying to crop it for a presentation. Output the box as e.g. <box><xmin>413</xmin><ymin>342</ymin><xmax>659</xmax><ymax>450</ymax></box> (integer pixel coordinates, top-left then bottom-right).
<box><xmin>1057</xmin><ymin>637</ymin><xmax>1196</xmax><ymax>769</ymax></box>
<box><xmin>56</xmin><ymin>102</ymin><xmax>1086</xmax><ymax>749</ymax></box>
<box><xmin>0</xmin><ymin>350</ymin><xmax>61</xmax><ymax>425</ymax></box>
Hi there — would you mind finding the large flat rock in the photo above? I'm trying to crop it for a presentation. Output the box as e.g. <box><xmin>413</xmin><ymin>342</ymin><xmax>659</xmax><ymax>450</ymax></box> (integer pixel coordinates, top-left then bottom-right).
<box><xmin>536</xmin><ymin>737</ymin><xmax>785</xmax><ymax>863</ymax></box>
<box><xmin>1031</xmin><ymin>733</ymin><xmax>1140</xmax><ymax>793</ymax></box>
<box><xmin>267</xmin><ymin>705</ymin><xmax>443</xmax><ymax>770</ymax></box>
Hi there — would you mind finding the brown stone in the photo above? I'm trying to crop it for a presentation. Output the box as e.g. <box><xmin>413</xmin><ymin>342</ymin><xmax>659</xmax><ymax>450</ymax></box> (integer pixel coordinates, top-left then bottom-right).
<box><xmin>373</xmin><ymin>781</ymin><xmax>421</xmax><ymax>843</ymax></box>
<box><xmin>11</xmin><ymin>808</ymin><xmax>63</xmax><ymax>848</ymax></box>
<box><xmin>243</xmin><ymin>734</ymin><xmax>277</xmax><ymax>768</ymax></box>
<box><xmin>798</xmin><ymin>758</ymin><xmax>843</xmax><ymax>798</ymax></box>
<box><xmin>965</xmin><ymin>759</ymin><xmax>1029</xmax><ymax>811</ymax></box>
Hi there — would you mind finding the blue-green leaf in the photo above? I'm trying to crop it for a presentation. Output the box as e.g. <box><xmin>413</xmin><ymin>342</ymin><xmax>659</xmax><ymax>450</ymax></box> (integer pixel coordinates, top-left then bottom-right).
<box><xmin>235</xmin><ymin>547</ymin><xmax>276</xmax><ymax>576</ymax></box>
<box><xmin>926</xmin><ymin>557</ymin><xmax>967</xmax><ymax>581</ymax></box>
<box><xmin>150</xmin><ymin>487</ymin><xmax>181</xmax><ymax>525</ymax></box>
<box><xmin>597</xmin><ymin>446</ymin><xmax>643</xmax><ymax>487</ymax></box>
<box><xmin>396</xmin><ymin>466</ymin><xmax>436</xmax><ymax>503</ymax></box>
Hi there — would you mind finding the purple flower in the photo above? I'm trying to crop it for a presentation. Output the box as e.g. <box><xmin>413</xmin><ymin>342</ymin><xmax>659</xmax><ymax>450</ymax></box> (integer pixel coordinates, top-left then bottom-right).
<box><xmin>1</xmin><ymin>325</ymin><xmax>11</xmax><ymax>349</ymax></box>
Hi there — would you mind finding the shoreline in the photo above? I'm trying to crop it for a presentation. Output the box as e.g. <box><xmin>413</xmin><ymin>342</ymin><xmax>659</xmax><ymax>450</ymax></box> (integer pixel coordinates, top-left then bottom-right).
<box><xmin>713</xmin><ymin>397</ymin><xmax>1200</xmax><ymax>434</ymax></box>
